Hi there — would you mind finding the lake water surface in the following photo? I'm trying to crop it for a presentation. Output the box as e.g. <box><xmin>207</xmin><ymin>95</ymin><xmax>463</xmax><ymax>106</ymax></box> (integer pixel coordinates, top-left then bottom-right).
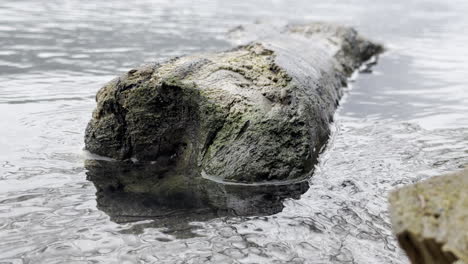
<box><xmin>1</xmin><ymin>0</ymin><xmax>468</xmax><ymax>263</ymax></box>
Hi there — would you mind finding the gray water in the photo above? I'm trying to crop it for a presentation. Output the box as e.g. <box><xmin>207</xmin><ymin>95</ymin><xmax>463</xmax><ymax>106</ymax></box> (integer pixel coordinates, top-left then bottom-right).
<box><xmin>1</xmin><ymin>0</ymin><xmax>468</xmax><ymax>263</ymax></box>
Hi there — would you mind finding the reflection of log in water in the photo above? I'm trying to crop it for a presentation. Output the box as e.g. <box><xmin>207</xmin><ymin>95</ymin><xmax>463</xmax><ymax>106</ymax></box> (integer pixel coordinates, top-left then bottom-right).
<box><xmin>85</xmin><ymin>159</ymin><xmax>309</xmax><ymax>235</ymax></box>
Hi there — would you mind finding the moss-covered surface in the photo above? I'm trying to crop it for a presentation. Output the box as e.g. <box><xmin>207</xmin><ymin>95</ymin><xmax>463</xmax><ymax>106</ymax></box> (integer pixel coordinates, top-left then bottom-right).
<box><xmin>85</xmin><ymin>22</ymin><xmax>382</xmax><ymax>184</ymax></box>
<box><xmin>389</xmin><ymin>168</ymin><xmax>468</xmax><ymax>264</ymax></box>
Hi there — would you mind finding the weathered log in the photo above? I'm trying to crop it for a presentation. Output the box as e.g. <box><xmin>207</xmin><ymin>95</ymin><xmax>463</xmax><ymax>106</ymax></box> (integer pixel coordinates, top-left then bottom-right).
<box><xmin>84</xmin><ymin>22</ymin><xmax>382</xmax><ymax>183</ymax></box>
<box><xmin>389</xmin><ymin>168</ymin><xmax>468</xmax><ymax>264</ymax></box>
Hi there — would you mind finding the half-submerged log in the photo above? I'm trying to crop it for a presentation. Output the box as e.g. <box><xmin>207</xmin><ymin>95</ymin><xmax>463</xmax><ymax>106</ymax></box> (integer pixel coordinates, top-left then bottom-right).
<box><xmin>84</xmin><ymin>22</ymin><xmax>382</xmax><ymax>184</ymax></box>
<box><xmin>389</xmin><ymin>168</ymin><xmax>468</xmax><ymax>264</ymax></box>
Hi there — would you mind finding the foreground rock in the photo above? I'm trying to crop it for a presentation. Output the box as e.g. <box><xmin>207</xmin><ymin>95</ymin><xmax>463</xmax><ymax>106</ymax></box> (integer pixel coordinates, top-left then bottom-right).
<box><xmin>389</xmin><ymin>168</ymin><xmax>468</xmax><ymax>264</ymax></box>
<box><xmin>85</xmin><ymin>22</ymin><xmax>382</xmax><ymax>183</ymax></box>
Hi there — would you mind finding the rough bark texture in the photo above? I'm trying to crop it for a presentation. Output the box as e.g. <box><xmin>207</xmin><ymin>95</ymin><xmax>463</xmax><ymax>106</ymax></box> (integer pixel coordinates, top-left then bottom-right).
<box><xmin>389</xmin><ymin>168</ymin><xmax>468</xmax><ymax>264</ymax></box>
<box><xmin>84</xmin><ymin>22</ymin><xmax>382</xmax><ymax>183</ymax></box>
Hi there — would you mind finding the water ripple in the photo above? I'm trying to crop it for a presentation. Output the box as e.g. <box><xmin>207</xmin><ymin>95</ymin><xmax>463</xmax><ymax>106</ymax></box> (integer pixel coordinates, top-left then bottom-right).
<box><xmin>1</xmin><ymin>0</ymin><xmax>468</xmax><ymax>263</ymax></box>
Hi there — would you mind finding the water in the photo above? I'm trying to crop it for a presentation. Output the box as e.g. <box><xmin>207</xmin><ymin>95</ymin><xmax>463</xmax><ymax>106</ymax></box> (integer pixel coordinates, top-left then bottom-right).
<box><xmin>1</xmin><ymin>0</ymin><xmax>467</xmax><ymax>263</ymax></box>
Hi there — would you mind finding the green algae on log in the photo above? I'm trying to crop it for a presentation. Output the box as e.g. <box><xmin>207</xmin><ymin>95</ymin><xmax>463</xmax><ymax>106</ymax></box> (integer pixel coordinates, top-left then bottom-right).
<box><xmin>84</xmin><ymin>22</ymin><xmax>382</xmax><ymax>183</ymax></box>
<box><xmin>389</xmin><ymin>168</ymin><xmax>468</xmax><ymax>264</ymax></box>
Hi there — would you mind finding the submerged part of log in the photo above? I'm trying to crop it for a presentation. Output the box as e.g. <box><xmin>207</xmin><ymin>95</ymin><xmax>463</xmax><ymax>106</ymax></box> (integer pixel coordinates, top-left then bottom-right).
<box><xmin>85</xmin><ymin>159</ymin><xmax>309</xmax><ymax>235</ymax></box>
